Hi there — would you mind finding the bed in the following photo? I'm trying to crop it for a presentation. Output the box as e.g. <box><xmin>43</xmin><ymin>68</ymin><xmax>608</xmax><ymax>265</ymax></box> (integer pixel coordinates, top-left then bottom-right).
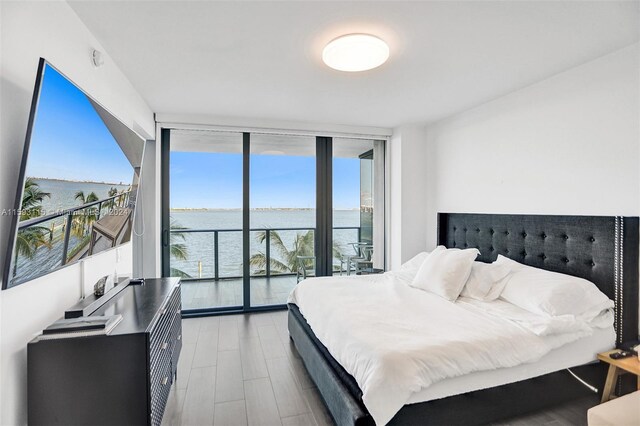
<box><xmin>287</xmin><ymin>213</ymin><xmax>639</xmax><ymax>425</ymax></box>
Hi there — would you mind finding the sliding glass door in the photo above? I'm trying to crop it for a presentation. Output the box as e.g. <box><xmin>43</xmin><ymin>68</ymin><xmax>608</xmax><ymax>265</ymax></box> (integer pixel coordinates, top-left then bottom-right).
<box><xmin>249</xmin><ymin>134</ymin><xmax>316</xmax><ymax>307</ymax></box>
<box><xmin>167</xmin><ymin>130</ymin><xmax>245</xmax><ymax>311</ymax></box>
<box><xmin>162</xmin><ymin>129</ymin><xmax>385</xmax><ymax>315</ymax></box>
<box><xmin>332</xmin><ymin>138</ymin><xmax>385</xmax><ymax>275</ymax></box>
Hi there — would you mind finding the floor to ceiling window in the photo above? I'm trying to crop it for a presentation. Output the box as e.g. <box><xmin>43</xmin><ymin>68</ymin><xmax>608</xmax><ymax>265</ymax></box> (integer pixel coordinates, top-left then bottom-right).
<box><xmin>166</xmin><ymin>130</ymin><xmax>245</xmax><ymax>312</ymax></box>
<box><xmin>333</xmin><ymin>138</ymin><xmax>385</xmax><ymax>276</ymax></box>
<box><xmin>161</xmin><ymin>129</ymin><xmax>386</xmax><ymax>315</ymax></box>
<box><xmin>249</xmin><ymin>134</ymin><xmax>316</xmax><ymax>307</ymax></box>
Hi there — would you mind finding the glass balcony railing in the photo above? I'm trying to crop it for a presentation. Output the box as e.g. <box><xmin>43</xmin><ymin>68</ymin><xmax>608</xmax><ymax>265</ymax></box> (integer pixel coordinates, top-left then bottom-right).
<box><xmin>169</xmin><ymin>226</ymin><xmax>361</xmax><ymax>280</ymax></box>
<box><xmin>11</xmin><ymin>191</ymin><xmax>132</xmax><ymax>284</ymax></box>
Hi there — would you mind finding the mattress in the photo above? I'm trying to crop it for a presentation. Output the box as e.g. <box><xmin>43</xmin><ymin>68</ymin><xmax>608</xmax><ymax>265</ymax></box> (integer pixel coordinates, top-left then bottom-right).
<box><xmin>407</xmin><ymin>325</ymin><xmax>615</xmax><ymax>404</ymax></box>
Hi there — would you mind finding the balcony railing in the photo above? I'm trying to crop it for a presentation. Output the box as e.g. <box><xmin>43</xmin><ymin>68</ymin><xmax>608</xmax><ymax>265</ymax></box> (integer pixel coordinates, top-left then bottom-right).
<box><xmin>171</xmin><ymin>226</ymin><xmax>361</xmax><ymax>281</ymax></box>
<box><xmin>17</xmin><ymin>191</ymin><xmax>132</xmax><ymax>267</ymax></box>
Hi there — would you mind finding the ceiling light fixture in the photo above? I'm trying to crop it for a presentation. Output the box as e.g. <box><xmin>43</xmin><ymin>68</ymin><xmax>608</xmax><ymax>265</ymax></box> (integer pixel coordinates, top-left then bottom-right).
<box><xmin>322</xmin><ymin>34</ymin><xmax>389</xmax><ymax>72</ymax></box>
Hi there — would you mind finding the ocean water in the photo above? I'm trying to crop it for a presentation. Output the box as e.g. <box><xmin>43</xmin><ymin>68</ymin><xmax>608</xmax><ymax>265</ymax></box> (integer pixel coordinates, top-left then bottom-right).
<box><xmin>33</xmin><ymin>178</ymin><xmax>130</xmax><ymax>214</ymax></box>
<box><xmin>170</xmin><ymin>209</ymin><xmax>361</xmax><ymax>278</ymax></box>
<box><xmin>11</xmin><ymin>177</ymin><xmax>365</xmax><ymax>284</ymax></box>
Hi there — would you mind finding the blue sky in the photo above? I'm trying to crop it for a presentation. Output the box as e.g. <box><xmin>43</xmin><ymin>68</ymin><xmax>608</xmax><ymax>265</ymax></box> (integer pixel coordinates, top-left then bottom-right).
<box><xmin>26</xmin><ymin>64</ymin><xmax>132</xmax><ymax>184</ymax></box>
<box><xmin>171</xmin><ymin>152</ymin><xmax>360</xmax><ymax>209</ymax></box>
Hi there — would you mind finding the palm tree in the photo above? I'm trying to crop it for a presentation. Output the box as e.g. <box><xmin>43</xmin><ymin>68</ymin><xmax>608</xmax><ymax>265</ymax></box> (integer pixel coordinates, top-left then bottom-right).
<box><xmin>249</xmin><ymin>229</ymin><xmax>342</xmax><ymax>275</ymax></box>
<box><xmin>169</xmin><ymin>219</ymin><xmax>192</xmax><ymax>278</ymax></box>
<box><xmin>104</xmin><ymin>187</ymin><xmax>118</xmax><ymax>209</ymax></box>
<box><xmin>21</xmin><ymin>177</ymin><xmax>50</xmax><ymax>219</ymax></box>
<box><xmin>13</xmin><ymin>178</ymin><xmax>51</xmax><ymax>276</ymax></box>
<box><xmin>72</xmin><ymin>191</ymin><xmax>99</xmax><ymax>236</ymax></box>
<box><xmin>116</xmin><ymin>186</ymin><xmax>130</xmax><ymax>207</ymax></box>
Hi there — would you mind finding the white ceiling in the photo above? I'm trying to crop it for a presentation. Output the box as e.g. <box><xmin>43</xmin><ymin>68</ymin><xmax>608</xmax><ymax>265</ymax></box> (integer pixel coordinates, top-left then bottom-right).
<box><xmin>69</xmin><ymin>1</ymin><xmax>639</xmax><ymax>128</ymax></box>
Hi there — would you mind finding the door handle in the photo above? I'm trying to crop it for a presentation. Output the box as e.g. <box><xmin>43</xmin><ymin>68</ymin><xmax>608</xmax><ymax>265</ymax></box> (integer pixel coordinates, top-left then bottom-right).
<box><xmin>162</xmin><ymin>229</ymin><xmax>169</xmax><ymax>247</ymax></box>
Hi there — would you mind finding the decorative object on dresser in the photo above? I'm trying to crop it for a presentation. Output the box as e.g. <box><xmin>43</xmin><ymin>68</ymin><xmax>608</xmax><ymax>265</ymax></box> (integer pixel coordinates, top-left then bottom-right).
<box><xmin>28</xmin><ymin>278</ymin><xmax>182</xmax><ymax>426</ymax></box>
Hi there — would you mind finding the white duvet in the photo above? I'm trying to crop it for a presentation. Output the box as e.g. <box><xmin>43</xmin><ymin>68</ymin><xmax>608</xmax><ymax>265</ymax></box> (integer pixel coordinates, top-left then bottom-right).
<box><xmin>287</xmin><ymin>272</ymin><xmax>611</xmax><ymax>425</ymax></box>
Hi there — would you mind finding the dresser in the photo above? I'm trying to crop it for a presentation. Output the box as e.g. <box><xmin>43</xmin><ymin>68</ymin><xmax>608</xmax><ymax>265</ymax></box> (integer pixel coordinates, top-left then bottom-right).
<box><xmin>28</xmin><ymin>278</ymin><xmax>182</xmax><ymax>426</ymax></box>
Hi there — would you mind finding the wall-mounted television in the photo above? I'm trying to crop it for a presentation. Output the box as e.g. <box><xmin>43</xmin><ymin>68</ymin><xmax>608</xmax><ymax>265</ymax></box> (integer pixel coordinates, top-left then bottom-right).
<box><xmin>3</xmin><ymin>58</ymin><xmax>145</xmax><ymax>290</ymax></box>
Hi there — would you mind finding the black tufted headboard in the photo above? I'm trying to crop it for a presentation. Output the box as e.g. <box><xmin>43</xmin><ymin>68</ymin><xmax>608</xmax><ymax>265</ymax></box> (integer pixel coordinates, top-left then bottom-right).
<box><xmin>438</xmin><ymin>213</ymin><xmax>639</xmax><ymax>345</ymax></box>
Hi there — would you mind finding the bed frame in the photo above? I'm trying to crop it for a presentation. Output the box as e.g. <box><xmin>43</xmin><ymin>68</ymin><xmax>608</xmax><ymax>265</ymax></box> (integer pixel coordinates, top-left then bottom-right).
<box><xmin>288</xmin><ymin>213</ymin><xmax>639</xmax><ymax>425</ymax></box>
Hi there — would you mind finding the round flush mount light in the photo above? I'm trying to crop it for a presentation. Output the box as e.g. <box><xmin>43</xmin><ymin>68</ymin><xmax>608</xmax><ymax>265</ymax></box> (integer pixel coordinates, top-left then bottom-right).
<box><xmin>322</xmin><ymin>34</ymin><xmax>389</xmax><ymax>72</ymax></box>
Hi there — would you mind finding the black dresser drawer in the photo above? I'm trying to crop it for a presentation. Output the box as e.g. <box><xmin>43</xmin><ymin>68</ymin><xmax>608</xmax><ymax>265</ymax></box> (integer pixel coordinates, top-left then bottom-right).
<box><xmin>28</xmin><ymin>278</ymin><xmax>182</xmax><ymax>426</ymax></box>
<box><xmin>148</xmin><ymin>284</ymin><xmax>181</xmax><ymax>426</ymax></box>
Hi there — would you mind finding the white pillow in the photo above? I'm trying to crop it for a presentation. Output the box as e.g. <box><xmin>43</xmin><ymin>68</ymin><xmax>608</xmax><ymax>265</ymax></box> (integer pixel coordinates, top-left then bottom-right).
<box><xmin>497</xmin><ymin>255</ymin><xmax>613</xmax><ymax>318</ymax></box>
<box><xmin>410</xmin><ymin>246</ymin><xmax>480</xmax><ymax>301</ymax></box>
<box><xmin>460</xmin><ymin>261</ymin><xmax>511</xmax><ymax>301</ymax></box>
<box><xmin>494</xmin><ymin>255</ymin><xmax>526</xmax><ymax>271</ymax></box>
<box><xmin>400</xmin><ymin>251</ymin><xmax>431</xmax><ymax>272</ymax></box>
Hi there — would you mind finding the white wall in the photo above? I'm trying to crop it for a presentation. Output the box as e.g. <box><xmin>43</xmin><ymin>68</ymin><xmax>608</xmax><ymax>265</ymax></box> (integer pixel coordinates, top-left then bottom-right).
<box><xmin>424</xmin><ymin>43</ymin><xmax>640</xmax><ymax>247</ymax></box>
<box><xmin>133</xmin><ymin>139</ymin><xmax>158</xmax><ymax>278</ymax></box>
<box><xmin>0</xmin><ymin>2</ymin><xmax>154</xmax><ymax>424</ymax></box>
<box><xmin>388</xmin><ymin>125</ymin><xmax>429</xmax><ymax>269</ymax></box>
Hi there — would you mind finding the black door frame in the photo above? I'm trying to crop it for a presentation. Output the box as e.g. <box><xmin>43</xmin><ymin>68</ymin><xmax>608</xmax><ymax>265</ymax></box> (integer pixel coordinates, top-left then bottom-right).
<box><xmin>161</xmin><ymin>130</ymin><xmax>335</xmax><ymax>316</ymax></box>
<box><xmin>315</xmin><ymin>136</ymin><xmax>333</xmax><ymax>277</ymax></box>
<box><xmin>160</xmin><ymin>128</ymin><xmax>171</xmax><ymax>278</ymax></box>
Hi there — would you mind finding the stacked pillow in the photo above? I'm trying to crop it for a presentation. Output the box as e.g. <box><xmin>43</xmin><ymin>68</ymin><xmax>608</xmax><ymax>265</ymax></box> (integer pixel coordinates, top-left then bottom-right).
<box><xmin>495</xmin><ymin>255</ymin><xmax>613</xmax><ymax>320</ymax></box>
<box><xmin>409</xmin><ymin>246</ymin><xmax>479</xmax><ymax>301</ymax></box>
<box><xmin>460</xmin><ymin>261</ymin><xmax>510</xmax><ymax>301</ymax></box>
<box><xmin>407</xmin><ymin>250</ymin><xmax>613</xmax><ymax>322</ymax></box>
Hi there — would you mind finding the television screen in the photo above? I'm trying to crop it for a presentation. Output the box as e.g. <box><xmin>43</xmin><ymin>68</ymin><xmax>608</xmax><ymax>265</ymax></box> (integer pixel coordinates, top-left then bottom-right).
<box><xmin>3</xmin><ymin>59</ymin><xmax>145</xmax><ymax>289</ymax></box>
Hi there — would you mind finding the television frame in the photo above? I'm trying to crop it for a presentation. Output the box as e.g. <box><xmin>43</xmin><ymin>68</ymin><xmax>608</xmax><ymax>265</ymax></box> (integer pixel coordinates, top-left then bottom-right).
<box><xmin>2</xmin><ymin>58</ymin><xmax>146</xmax><ymax>290</ymax></box>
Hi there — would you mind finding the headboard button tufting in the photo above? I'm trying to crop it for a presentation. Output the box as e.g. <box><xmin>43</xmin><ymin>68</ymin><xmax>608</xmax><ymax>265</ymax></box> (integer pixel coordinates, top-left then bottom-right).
<box><xmin>522</xmin><ymin>232</ymin><xmax>527</xmax><ymax>238</ymax></box>
<box><xmin>541</xmin><ymin>254</ymin><xmax>547</xmax><ymax>259</ymax></box>
<box><xmin>563</xmin><ymin>235</ymin><xmax>569</xmax><ymax>240</ymax></box>
<box><xmin>590</xmin><ymin>237</ymin><xmax>596</xmax><ymax>242</ymax></box>
<box><xmin>541</xmin><ymin>233</ymin><xmax>547</xmax><ymax>239</ymax></box>
<box><xmin>590</xmin><ymin>261</ymin><xmax>596</xmax><ymax>267</ymax></box>
<box><xmin>563</xmin><ymin>258</ymin><xmax>570</xmax><ymax>263</ymax></box>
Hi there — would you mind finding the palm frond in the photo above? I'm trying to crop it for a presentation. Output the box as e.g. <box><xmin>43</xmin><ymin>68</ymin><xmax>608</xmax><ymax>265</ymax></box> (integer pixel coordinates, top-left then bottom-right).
<box><xmin>20</xmin><ymin>178</ymin><xmax>50</xmax><ymax>219</ymax></box>
<box><xmin>170</xmin><ymin>243</ymin><xmax>188</xmax><ymax>261</ymax></box>
<box><xmin>15</xmin><ymin>226</ymin><xmax>51</xmax><ymax>259</ymax></box>
<box><xmin>169</xmin><ymin>267</ymin><xmax>192</xmax><ymax>278</ymax></box>
<box><xmin>249</xmin><ymin>253</ymin><xmax>291</xmax><ymax>275</ymax></box>
<box><xmin>255</xmin><ymin>229</ymin><xmax>289</xmax><ymax>260</ymax></box>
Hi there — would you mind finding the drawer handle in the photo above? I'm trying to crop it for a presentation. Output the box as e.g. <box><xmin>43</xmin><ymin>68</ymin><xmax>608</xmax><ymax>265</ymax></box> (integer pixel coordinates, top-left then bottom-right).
<box><xmin>161</xmin><ymin>376</ymin><xmax>169</xmax><ymax>386</ymax></box>
<box><xmin>176</xmin><ymin>308</ymin><xmax>181</xmax><ymax>314</ymax></box>
<box><xmin>161</xmin><ymin>342</ymin><xmax>168</xmax><ymax>350</ymax></box>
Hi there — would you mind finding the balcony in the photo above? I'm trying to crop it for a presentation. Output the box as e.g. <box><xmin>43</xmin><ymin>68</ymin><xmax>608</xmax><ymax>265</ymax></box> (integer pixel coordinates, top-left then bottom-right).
<box><xmin>11</xmin><ymin>191</ymin><xmax>132</xmax><ymax>285</ymax></box>
<box><xmin>170</xmin><ymin>226</ymin><xmax>361</xmax><ymax>309</ymax></box>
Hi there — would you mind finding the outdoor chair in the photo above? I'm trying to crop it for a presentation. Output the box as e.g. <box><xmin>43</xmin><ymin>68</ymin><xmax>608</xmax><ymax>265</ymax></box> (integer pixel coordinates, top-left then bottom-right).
<box><xmin>296</xmin><ymin>255</ymin><xmax>316</xmax><ymax>282</ymax></box>
<box><xmin>340</xmin><ymin>242</ymin><xmax>372</xmax><ymax>276</ymax></box>
<box><xmin>352</xmin><ymin>245</ymin><xmax>374</xmax><ymax>274</ymax></box>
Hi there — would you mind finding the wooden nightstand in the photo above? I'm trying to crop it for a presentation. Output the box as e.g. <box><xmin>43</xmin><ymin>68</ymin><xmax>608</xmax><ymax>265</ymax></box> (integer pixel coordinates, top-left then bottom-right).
<box><xmin>597</xmin><ymin>350</ymin><xmax>640</xmax><ymax>402</ymax></box>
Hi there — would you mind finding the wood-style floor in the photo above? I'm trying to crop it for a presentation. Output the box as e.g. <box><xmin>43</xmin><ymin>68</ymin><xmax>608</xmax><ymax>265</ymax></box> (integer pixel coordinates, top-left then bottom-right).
<box><xmin>181</xmin><ymin>277</ymin><xmax>297</xmax><ymax>310</ymax></box>
<box><xmin>162</xmin><ymin>311</ymin><xmax>599</xmax><ymax>426</ymax></box>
